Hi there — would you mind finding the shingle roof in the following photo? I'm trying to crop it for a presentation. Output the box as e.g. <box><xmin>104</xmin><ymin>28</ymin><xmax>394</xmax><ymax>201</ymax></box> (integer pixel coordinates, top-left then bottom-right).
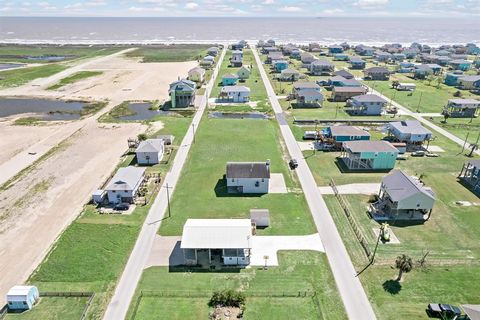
<box><xmin>388</xmin><ymin>120</ymin><xmax>432</xmax><ymax>135</ymax></box>
<box><xmin>448</xmin><ymin>98</ymin><xmax>480</xmax><ymax>105</ymax></box>
<box><xmin>333</xmin><ymin>70</ymin><xmax>354</xmax><ymax>79</ymax></box>
<box><xmin>333</xmin><ymin>86</ymin><xmax>367</xmax><ymax>93</ymax></box>
<box><xmin>105</xmin><ymin>166</ymin><xmax>145</xmax><ymax>192</ymax></box>
<box><xmin>364</xmin><ymin>67</ymin><xmax>390</xmax><ymax>73</ymax></box>
<box><xmin>223</xmin><ymin>73</ymin><xmax>239</xmax><ymax>79</ymax></box>
<box><xmin>226</xmin><ymin>161</ymin><xmax>270</xmax><ymax>179</ymax></box>
<box><xmin>468</xmin><ymin>159</ymin><xmax>480</xmax><ymax>168</ymax></box>
<box><xmin>136</xmin><ymin>139</ymin><xmax>164</xmax><ymax>153</ymax></box>
<box><xmin>221</xmin><ymin>85</ymin><xmax>250</xmax><ymax>93</ymax></box>
<box><xmin>381</xmin><ymin>170</ymin><xmax>436</xmax><ymax>202</ymax></box>
<box><xmin>351</xmin><ymin>94</ymin><xmax>387</xmax><ymax>103</ymax></box>
<box><xmin>330</xmin><ymin>126</ymin><xmax>370</xmax><ymax>137</ymax></box>
<box><xmin>343</xmin><ymin>140</ymin><xmax>398</xmax><ymax>153</ymax></box>
<box><xmin>293</xmin><ymin>81</ymin><xmax>320</xmax><ymax>90</ymax></box>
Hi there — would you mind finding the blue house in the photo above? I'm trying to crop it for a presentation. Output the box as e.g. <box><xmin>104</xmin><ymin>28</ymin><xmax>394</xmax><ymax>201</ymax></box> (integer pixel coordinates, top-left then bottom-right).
<box><xmin>444</xmin><ymin>72</ymin><xmax>463</xmax><ymax>86</ymax></box>
<box><xmin>334</xmin><ymin>53</ymin><xmax>349</xmax><ymax>61</ymax></box>
<box><xmin>329</xmin><ymin>45</ymin><xmax>344</xmax><ymax>54</ymax></box>
<box><xmin>393</xmin><ymin>53</ymin><xmax>406</xmax><ymax>61</ymax></box>
<box><xmin>400</xmin><ymin>62</ymin><xmax>415</xmax><ymax>68</ymax></box>
<box><xmin>349</xmin><ymin>57</ymin><xmax>366</xmax><ymax>69</ymax></box>
<box><xmin>450</xmin><ymin>59</ymin><xmax>472</xmax><ymax>71</ymax></box>
<box><xmin>7</xmin><ymin>286</ymin><xmax>40</xmax><ymax>310</ymax></box>
<box><xmin>222</xmin><ymin>74</ymin><xmax>239</xmax><ymax>86</ymax></box>
<box><xmin>323</xmin><ymin>126</ymin><xmax>371</xmax><ymax>143</ymax></box>
<box><xmin>328</xmin><ymin>76</ymin><xmax>362</xmax><ymax>87</ymax></box>
<box><xmin>403</xmin><ymin>49</ymin><xmax>418</xmax><ymax>59</ymax></box>
<box><xmin>474</xmin><ymin>58</ymin><xmax>480</xmax><ymax>68</ymax></box>
<box><xmin>273</xmin><ymin>60</ymin><xmax>288</xmax><ymax>72</ymax></box>
<box><xmin>356</xmin><ymin>45</ymin><xmax>375</xmax><ymax>56</ymax></box>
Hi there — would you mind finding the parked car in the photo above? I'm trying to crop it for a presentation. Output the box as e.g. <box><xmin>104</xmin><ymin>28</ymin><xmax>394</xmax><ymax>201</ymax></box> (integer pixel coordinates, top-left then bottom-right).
<box><xmin>440</xmin><ymin>304</ymin><xmax>462</xmax><ymax>317</ymax></box>
<box><xmin>427</xmin><ymin>303</ymin><xmax>462</xmax><ymax>318</ymax></box>
<box><xmin>289</xmin><ymin>159</ymin><xmax>298</xmax><ymax>169</ymax></box>
<box><xmin>396</xmin><ymin>155</ymin><xmax>408</xmax><ymax>160</ymax></box>
<box><xmin>114</xmin><ymin>203</ymin><xmax>130</xmax><ymax>211</ymax></box>
<box><xmin>426</xmin><ymin>153</ymin><xmax>439</xmax><ymax>157</ymax></box>
<box><xmin>411</xmin><ymin>151</ymin><xmax>426</xmax><ymax>157</ymax></box>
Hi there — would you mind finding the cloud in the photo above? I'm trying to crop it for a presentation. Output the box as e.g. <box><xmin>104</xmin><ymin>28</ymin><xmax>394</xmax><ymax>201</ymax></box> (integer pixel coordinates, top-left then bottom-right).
<box><xmin>354</xmin><ymin>0</ymin><xmax>389</xmax><ymax>9</ymax></box>
<box><xmin>262</xmin><ymin>0</ymin><xmax>274</xmax><ymax>4</ymax></box>
<box><xmin>185</xmin><ymin>2</ymin><xmax>198</xmax><ymax>9</ymax></box>
<box><xmin>321</xmin><ymin>8</ymin><xmax>344</xmax><ymax>15</ymax></box>
<box><xmin>278</xmin><ymin>6</ymin><xmax>302</xmax><ymax>12</ymax></box>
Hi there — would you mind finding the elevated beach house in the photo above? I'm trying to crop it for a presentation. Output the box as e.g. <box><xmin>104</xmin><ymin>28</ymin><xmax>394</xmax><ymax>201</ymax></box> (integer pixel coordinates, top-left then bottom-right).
<box><xmin>226</xmin><ymin>161</ymin><xmax>270</xmax><ymax>194</ymax></box>
<box><xmin>346</xmin><ymin>94</ymin><xmax>388</xmax><ymax>116</ymax></box>
<box><xmin>340</xmin><ymin>140</ymin><xmax>399</xmax><ymax>171</ymax></box>
<box><xmin>333</xmin><ymin>70</ymin><xmax>354</xmax><ymax>79</ymax></box>
<box><xmin>273</xmin><ymin>60</ymin><xmax>289</xmax><ymax>72</ymax></box>
<box><xmin>169</xmin><ymin>79</ymin><xmax>196</xmax><ymax>108</ymax></box>
<box><xmin>443</xmin><ymin>98</ymin><xmax>480</xmax><ymax>118</ymax></box>
<box><xmin>323</xmin><ymin>125</ymin><xmax>371</xmax><ymax>146</ymax></box>
<box><xmin>135</xmin><ymin>139</ymin><xmax>164</xmax><ymax>165</ymax></box>
<box><xmin>292</xmin><ymin>81</ymin><xmax>321</xmax><ymax>98</ymax></box>
<box><xmin>230</xmin><ymin>50</ymin><xmax>243</xmax><ymax>67</ymax></box>
<box><xmin>372</xmin><ymin>170</ymin><xmax>436</xmax><ymax>221</ymax></box>
<box><xmin>296</xmin><ymin>89</ymin><xmax>324</xmax><ymax>107</ymax></box>
<box><xmin>237</xmin><ymin>66</ymin><xmax>251</xmax><ymax>80</ymax></box>
<box><xmin>363</xmin><ymin>67</ymin><xmax>390</xmax><ymax>81</ymax></box>
<box><xmin>219</xmin><ymin>86</ymin><xmax>250</xmax><ymax>103</ymax></box>
<box><xmin>328</xmin><ymin>76</ymin><xmax>362</xmax><ymax>87</ymax></box>
<box><xmin>266</xmin><ymin>52</ymin><xmax>284</xmax><ymax>64</ymax></box>
<box><xmin>349</xmin><ymin>57</ymin><xmax>367</xmax><ymax>69</ymax></box>
<box><xmin>222</xmin><ymin>73</ymin><xmax>239</xmax><ymax>86</ymax></box>
<box><xmin>309</xmin><ymin>60</ymin><xmax>335</xmax><ymax>76</ymax></box>
<box><xmin>200</xmin><ymin>55</ymin><xmax>215</xmax><ymax>67</ymax></box>
<box><xmin>458</xmin><ymin>160</ymin><xmax>480</xmax><ymax>194</ymax></box>
<box><xmin>207</xmin><ymin>46</ymin><xmax>219</xmax><ymax>57</ymax></box>
<box><xmin>449</xmin><ymin>59</ymin><xmax>472</xmax><ymax>71</ymax></box>
<box><xmin>105</xmin><ymin>166</ymin><xmax>146</xmax><ymax>204</ymax></box>
<box><xmin>300</xmin><ymin>52</ymin><xmax>316</xmax><ymax>68</ymax></box>
<box><xmin>332</xmin><ymin>86</ymin><xmax>367</xmax><ymax>102</ymax></box>
<box><xmin>387</xmin><ymin>120</ymin><xmax>432</xmax><ymax>145</ymax></box>
<box><xmin>181</xmin><ymin>219</ymin><xmax>252</xmax><ymax>266</ymax></box>
<box><xmin>457</xmin><ymin>75</ymin><xmax>480</xmax><ymax>90</ymax></box>
<box><xmin>329</xmin><ymin>45</ymin><xmax>344</xmax><ymax>54</ymax></box>
<box><xmin>278</xmin><ymin>68</ymin><xmax>300</xmax><ymax>81</ymax></box>
<box><xmin>188</xmin><ymin>67</ymin><xmax>206</xmax><ymax>83</ymax></box>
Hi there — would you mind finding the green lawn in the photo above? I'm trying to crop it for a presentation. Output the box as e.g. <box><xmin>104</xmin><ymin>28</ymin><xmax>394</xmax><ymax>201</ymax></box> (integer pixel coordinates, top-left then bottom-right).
<box><xmin>0</xmin><ymin>45</ymin><xmax>122</xmax><ymax>64</ymax></box>
<box><xmin>0</xmin><ymin>64</ymin><xmax>67</xmax><ymax>88</ymax></box>
<box><xmin>158</xmin><ymin>117</ymin><xmax>315</xmax><ymax>236</ymax></box>
<box><xmin>5</xmin><ymin>297</ymin><xmax>88</xmax><ymax>320</ymax></box>
<box><xmin>125</xmin><ymin>44</ymin><xmax>213</xmax><ymax>63</ymax></box>
<box><xmin>423</xmin><ymin>116</ymin><xmax>480</xmax><ymax>145</ymax></box>
<box><xmin>47</xmin><ymin>71</ymin><xmax>103</xmax><ymax>90</ymax></box>
<box><xmin>211</xmin><ymin>48</ymin><xmax>269</xmax><ymax>103</ymax></box>
<box><xmin>127</xmin><ymin>252</ymin><xmax>346</xmax><ymax>320</ymax></box>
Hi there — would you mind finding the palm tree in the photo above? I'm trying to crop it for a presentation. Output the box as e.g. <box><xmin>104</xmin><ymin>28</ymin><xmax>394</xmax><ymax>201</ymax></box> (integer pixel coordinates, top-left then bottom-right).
<box><xmin>395</xmin><ymin>254</ymin><xmax>413</xmax><ymax>281</ymax></box>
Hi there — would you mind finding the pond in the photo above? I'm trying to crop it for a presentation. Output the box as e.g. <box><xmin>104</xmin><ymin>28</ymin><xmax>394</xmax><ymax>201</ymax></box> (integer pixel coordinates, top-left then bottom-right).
<box><xmin>118</xmin><ymin>102</ymin><xmax>175</xmax><ymax>121</ymax></box>
<box><xmin>0</xmin><ymin>98</ymin><xmax>89</xmax><ymax>120</ymax></box>
<box><xmin>208</xmin><ymin>112</ymin><xmax>271</xmax><ymax>120</ymax></box>
<box><xmin>26</xmin><ymin>55</ymin><xmax>69</xmax><ymax>61</ymax></box>
<box><xmin>0</xmin><ymin>63</ymin><xmax>24</xmax><ymax>70</ymax></box>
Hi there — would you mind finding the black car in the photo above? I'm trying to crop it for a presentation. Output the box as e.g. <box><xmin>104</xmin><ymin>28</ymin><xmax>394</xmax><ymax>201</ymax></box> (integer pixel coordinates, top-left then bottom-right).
<box><xmin>289</xmin><ymin>159</ymin><xmax>298</xmax><ymax>169</ymax></box>
<box><xmin>114</xmin><ymin>203</ymin><xmax>130</xmax><ymax>211</ymax></box>
<box><xmin>427</xmin><ymin>303</ymin><xmax>462</xmax><ymax>318</ymax></box>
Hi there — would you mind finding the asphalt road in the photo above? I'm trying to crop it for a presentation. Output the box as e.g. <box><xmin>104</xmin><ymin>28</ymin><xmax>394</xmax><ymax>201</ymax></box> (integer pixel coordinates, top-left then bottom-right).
<box><xmin>103</xmin><ymin>46</ymin><xmax>226</xmax><ymax>320</ymax></box>
<box><xmin>252</xmin><ymin>47</ymin><xmax>377</xmax><ymax>320</ymax></box>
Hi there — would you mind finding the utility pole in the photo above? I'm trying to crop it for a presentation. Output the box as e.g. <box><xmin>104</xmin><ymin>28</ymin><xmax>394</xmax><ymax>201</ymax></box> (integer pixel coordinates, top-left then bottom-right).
<box><xmin>416</xmin><ymin>91</ymin><xmax>423</xmax><ymax>113</ymax></box>
<box><xmin>192</xmin><ymin>123</ymin><xmax>196</xmax><ymax>144</ymax></box>
<box><xmin>467</xmin><ymin>132</ymin><xmax>480</xmax><ymax>157</ymax></box>
<box><xmin>165</xmin><ymin>183</ymin><xmax>172</xmax><ymax>218</ymax></box>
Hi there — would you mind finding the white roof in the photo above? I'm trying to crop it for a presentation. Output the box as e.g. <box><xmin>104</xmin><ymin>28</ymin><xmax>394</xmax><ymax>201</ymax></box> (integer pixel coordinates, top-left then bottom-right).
<box><xmin>105</xmin><ymin>166</ymin><xmax>145</xmax><ymax>192</ymax></box>
<box><xmin>135</xmin><ymin>139</ymin><xmax>164</xmax><ymax>153</ymax></box>
<box><xmin>181</xmin><ymin>219</ymin><xmax>252</xmax><ymax>249</ymax></box>
<box><xmin>221</xmin><ymin>85</ymin><xmax>250</xmax><ymax>93</ymax></box>
<box><xmin>7</xmin><ymin>286</ymin><xmax>37</xmax><ymax>298</ymax></box>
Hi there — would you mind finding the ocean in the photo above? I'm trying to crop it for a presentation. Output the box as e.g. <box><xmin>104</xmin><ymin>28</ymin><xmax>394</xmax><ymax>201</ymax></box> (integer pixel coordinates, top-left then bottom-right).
<box><xmin>1</xmin><ymin>17</ymin><xmax>480</xmax><ymax>46</ymax></box>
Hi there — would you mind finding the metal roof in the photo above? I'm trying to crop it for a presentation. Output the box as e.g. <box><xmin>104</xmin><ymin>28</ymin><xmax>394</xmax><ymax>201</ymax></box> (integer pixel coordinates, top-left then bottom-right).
<box><xmin>330</xmin><ymin>126</ymin><xmax>370</xmax><ymax>137</ymax></box>
<box><xmin>226</xmin><ymin>161</ymin><xmax>270</xmax><ymax>179</ymax></box>
<box><xmin>388</xmin><ymin>120</ymin><xmax>432</xmax><ymax>135</ymax></box>
<box><xmin>468</xmin><ymin>159</ymin><xmax>480</xmax><ymax>167</ymax></box>
<box><xmin>333</xmin><ymin>86</ymin><xmax>367</xmax><ymax>93</ymax></box>
<box><xmin>105</xmin><ymin>166</ymin><xmax>145</xmax><ymax>192</ymax></box>
<box><xmin>7</xmin><ymin>286</ymin><xmax>37</xmax><ymax>298</ymax></box>
<box><xmin>333</xmin><ymin>70</ymin><xmax>354</xmax><ymax>79</ymax></box>
<box><xmin>180</xmin><ymin>219</ymin><xmax>252</xmax><ymax>249</ymax></box>
<box><xmin>351</xmin><ymin>94</ymin><xmax>387</xmax><ymax>103</ymax></box>
<box><xmin>448</xmin><ymin>98</ymin><xmax>480</xmax><ymax>105</ymax></box>
<box><xmin>364</xmin><ymin>67</ymin><xmax>390</xmax><ymax>73</ymax></box>
<box><xmin>293</xmin><ymin>81</ymin><xmax>320</xmax><ymax>90</ymax></box>
<box><xmin>381</xmin><ymin>170</ymin><xmax>436</xmax><ymax>202</ymax></box>
<box><xmin>223</xmin><ymin>73</ymin><xmax>239</xmax><ymax>79</ymax></box>
<box><xmin>136</xmin><ymin>139</ymin><xmax>164</xmax><ymax>153</ymax></box>
<box><xmin>221</xmin><ymin>85</ymin><xmax>250</xmax><ymax>93</ymax></box>
<box><xmin>343</xmin><ymin>140</ymin><xmax>399</xmax><ymax>153</ymax></box>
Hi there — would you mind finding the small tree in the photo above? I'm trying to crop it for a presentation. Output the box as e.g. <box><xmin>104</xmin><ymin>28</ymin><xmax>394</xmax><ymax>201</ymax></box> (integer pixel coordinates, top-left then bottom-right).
<box><xmin>453</xmin><ymin>90</ymin><xmax>462</xmax><ymax>97</ymax></box>
<box><xmin>391</xmin><ymin>80</ymin><xmax>400</xmax><ymax>89</ymax></box>
<box><xmin>137</xmin><ymin>133</ymin><xmax>147</xmax><ymax>141</ymax></box>
<box><xmin>395</xmin><ymin>254</ymin><xmax>413</xmax><ymax>281</ymax></box>
<box><xmin>443</xmin><ymin>112</ymin><xmax>450</xmax><ymax>124</ymax></box>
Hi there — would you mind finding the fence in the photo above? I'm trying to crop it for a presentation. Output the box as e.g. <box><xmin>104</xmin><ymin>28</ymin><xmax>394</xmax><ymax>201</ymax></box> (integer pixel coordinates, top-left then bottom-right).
<box><xmin>40</xmin><ymin>292</ymin><xmax>95</xmax><ymax>320</ymax></box>
<box><xmin>330</xmin><ymin>179</ymin><xmax>372</xmax><ymax>258</ymax></box>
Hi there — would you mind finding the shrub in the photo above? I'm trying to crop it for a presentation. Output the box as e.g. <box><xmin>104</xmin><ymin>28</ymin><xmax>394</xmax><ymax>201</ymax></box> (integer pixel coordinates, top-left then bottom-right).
<box><xmin>368</xmin><ymin>194</ymin><xmax>379</xmax><ymax>203</ymax></box>
<box><xmin>208</xmin><ymin>289</ymin><xmax>245</xmax><ymax>308</ymax></box>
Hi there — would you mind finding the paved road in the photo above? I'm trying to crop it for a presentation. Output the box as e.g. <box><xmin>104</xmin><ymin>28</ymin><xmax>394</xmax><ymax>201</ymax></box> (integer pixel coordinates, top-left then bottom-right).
<box><xmin>368</xmin><ymin>87</ymin><xmax>480</xmax><ymax>156</ymax></box>
<box><xmin>252</xmin><ymin>48</ymin><xmax>377</xmax><ymax>320</ymax></box>
<box><xmin>103</xmin><ymin>46</ymin><xmax>226</xmax><ymax>320</ymax></box>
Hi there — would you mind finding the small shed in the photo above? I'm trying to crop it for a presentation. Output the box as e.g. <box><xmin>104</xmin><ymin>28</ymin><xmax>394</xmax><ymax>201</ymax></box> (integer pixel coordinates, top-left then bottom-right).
<box><xmin>6</xmin><ymin>286</ymin><xmax>39</xmax><ymax>310</ymax></box>
<box><xmin>92</xmin><ymin>189</ymin><xmax>106</xmax><ymax>204</ymax></box>
<box><xmin>250</xmin><ymin>209</ymin><xmax>270</xmax><ymax>228</ymax></box>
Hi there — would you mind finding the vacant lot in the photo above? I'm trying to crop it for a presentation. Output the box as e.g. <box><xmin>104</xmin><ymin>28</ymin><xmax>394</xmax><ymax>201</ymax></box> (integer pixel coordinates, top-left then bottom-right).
<box><xmin>5</xmin><ymin>296</ymin><xmax>88</xmax><ymax>320</ymax></box>
<box><xmin>0</xmin><ymin>64</ymin><xmax>68</xmax><ymax>88</ymax></box>
<box><xmin>158</xmin><ymin>117</ymin><xmax>315</xmax><ymax>236</ymax></box>
<box><xmin>125</xmin><ymin>44</ymin><xmax>213</xmax><ymax>63</ymax></box>
<box><xmin>47</xmin><ymin>71</ymin><xmax>103</xmax><ymax>90</ymax></box>
<box><xmin>127</xmin><ymin>252</ymin><xmax>346</xmax><ymax>320</ymax></box>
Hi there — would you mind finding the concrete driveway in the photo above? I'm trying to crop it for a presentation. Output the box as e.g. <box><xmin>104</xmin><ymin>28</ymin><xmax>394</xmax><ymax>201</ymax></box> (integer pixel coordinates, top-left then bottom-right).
<box><xmin>318</xmin><ymin>183</ymin><xmax>380</xmax><ymax>195</ymax></box>
<box><xmin>145</xmin><ymin>235</ymin><xmax>183</xmax><ymax>268</ymax></box>
<box><xmin>269</xmin><ymin>173</ymin><xmax>287</xmax><ymax>193</ymax></box>
<box><xmin>250</xmin><ymin>233</ymin><xmax>324</xmax><ymax>266</ymax></box>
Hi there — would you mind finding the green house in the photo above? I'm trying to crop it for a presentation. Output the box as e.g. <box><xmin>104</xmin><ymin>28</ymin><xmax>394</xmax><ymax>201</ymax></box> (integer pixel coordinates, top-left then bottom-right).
<box><xmin>341</xmin><ymin>140</ymin><xmax>398</xmax><ymax>170</ymax></box>
<box><xmin>169</xmin><ymin>79</ymin><xmax>196</xmax><ymax>108</ymax></box>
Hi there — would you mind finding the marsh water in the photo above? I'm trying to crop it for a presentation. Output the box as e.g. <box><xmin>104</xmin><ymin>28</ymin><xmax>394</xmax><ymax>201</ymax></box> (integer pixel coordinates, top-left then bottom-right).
<box><xmin>0</xmin><ymin>98</ymin><xmax>87</xmax><ymax>120</ymax></box>
<box><xmin>209</xmin><ymin>112</ymin><xmax>270</xmax><ymax>120</ymax></box>
<box><xmin>118</xmin><ymin>102</ymin><xmax>171</xmax><ymax>121</ymax></box>
<box><xmin>0</xmin><ymin>63</ymin><xmax>24</xmax><ymax>70</ymax></box>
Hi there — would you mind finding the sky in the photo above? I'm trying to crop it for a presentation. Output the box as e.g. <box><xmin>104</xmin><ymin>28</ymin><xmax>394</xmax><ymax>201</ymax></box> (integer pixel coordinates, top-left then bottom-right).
<box><xmin>0</xmin><ymin>0</ymin><xmax>479</xmax><ymax>17</ymax></box>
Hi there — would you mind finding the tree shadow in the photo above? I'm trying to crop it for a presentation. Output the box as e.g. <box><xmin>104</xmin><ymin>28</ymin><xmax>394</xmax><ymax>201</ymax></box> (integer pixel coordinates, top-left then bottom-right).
<box><xmin>382</xmin><ymin>280</ymin><xmax>402</xmax><ymax>295</ymax></box>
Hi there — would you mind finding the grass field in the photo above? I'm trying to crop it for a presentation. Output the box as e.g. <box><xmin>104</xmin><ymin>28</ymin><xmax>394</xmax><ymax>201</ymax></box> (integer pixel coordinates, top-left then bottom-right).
<box><xmin>423</xmin><ymin>116</ymin><xmax>480</xmax><ymax>145</ymax></box>
<box><xmin>158</xmin><ymin>117</ymin><xmax>316</xmax><ymax>236</ymax></box>
<box><xmin>47</xmin><ymin>71</ymin><xmax>103</xmax><ymax>90</ymax></box>
<box><xmin>0</xmin><ymin>45</ymin><xmax>122</xmax><ymax>64</ymax></box>
<box><xmin>5</xmin><ymin>297</ymin><xmax>88</xmax><ymax>320</ymax></box>
<box><xmin>127</xmin><ymin>252</ymin><xmax>346</xmax><ymax>320</ymax></box>
<box><xmin>125</xmin><ymin>44</ymin><xmax>212</xmax><ymax>63</ymax></box>
<box><xmin>0</xmin><ymin>64</ymin><xmax>67</xmax><ymax>88</ymax></box>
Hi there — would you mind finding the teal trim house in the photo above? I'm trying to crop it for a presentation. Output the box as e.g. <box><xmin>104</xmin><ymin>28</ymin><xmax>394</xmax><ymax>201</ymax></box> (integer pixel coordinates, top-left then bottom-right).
<box><xmin>334</xmin><ymin>53</ymin><xmax>349</xmax><ymax>61</ymax></box>
<box><xmin>222</xmin><ymin>74</ymin><xmax>239</xmax><ymax>86</ymax></box>
<box><xmin>450</xmin><ymin>59</ymin><xmax>472</xmax><ymax>71</ymax></box>
<box><xmin>444</xmin><ymin>72</ymin><xmax>464</xmax><ymax>86</ymax></box>
<box><xmin>273</xmin><ymin>60</ymin><xmax>289</xmax><ymax>72</ymax></box>
<box><xmin>324</xmin><ymin>126</ymin><xmax>371</xmax><ymax>143</ymax></box>
<box><xmin>329</xmin><ymin>45</ymin><xmax>344</xmax><ymax>54</ymax></box>
<box><xmin>341</xmin><ymin>140</ymin><xmax>398</xmax><ymax>170</ymax></box>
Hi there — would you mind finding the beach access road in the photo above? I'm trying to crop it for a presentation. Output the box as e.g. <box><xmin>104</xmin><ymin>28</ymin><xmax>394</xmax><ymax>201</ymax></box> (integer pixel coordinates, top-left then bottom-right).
<box><xmin>103</xmin><ymin>46</ymin><xmax>227</xmax><ymax>320</ymax></box>
<box><xmin>252</xmin><ymin>47</ymin><xmax>377</xmax><ymax>320</ymax></box>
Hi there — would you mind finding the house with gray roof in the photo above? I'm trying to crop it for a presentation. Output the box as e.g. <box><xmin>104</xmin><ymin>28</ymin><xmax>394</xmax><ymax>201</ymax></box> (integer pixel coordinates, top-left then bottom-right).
<box><xmin>387</xmin><ymin>120</ymin><xmax>432</xmax><ymax>144</ymax></box>
<box><xmin>169</xmin><ymin>79</ymin><xmax>196</xmax><ymax>108</ymax></box>
<box><xmin>278</xmin><ymin>68</ymin><xmax>300</xmax><ymax>82</ymax></box>
<box><xmin>333</xmin><ymin>70</ymin><xmax>354</xmax><ymax>79</ymax></box>
<box><xmin>459</xmin><ymin>159</ymin><xmax>480</xmax><ymax>195</ymax></box>
<box><xmin>207</xmin><ymin>46</ymin><xmax>219</xmax><ymax>57</ymax></box>
<box><xmin>219</xmin><ymin>85</ymin><xmax>250</xmax><ymax>103</ymax></box>
<box><xmin>332</xmin><ymin>86</ymin><xmax>368</xmax><ymax>102</ymax></box>
<box><xmin>363</xmin><ymin>67</ymin><xmax>390</xmax><ymax>80</ymax></box>
<box><xmin>296</xmin><ymin>89</ymin><xmax>324</xmax><ymax>107</ymax></box>
<box><xmin>309</xmin><ymin>60</ymin><xmax>334</xmax><ymax>75</ymax></box>
<box><xmin>443</xmin><ymin>98</ymin><xmax>480</xmax><ymax>118</ymax></box>
<box><xmin>300</xmin><ymin>52</ymin><xmax>316</xmax><ymax>67</ymax></box>
<box><xmin>346</xmin><ymin>94</ymin><xmax>388</xmax><ymax>116</ymax></box>
<box><xmin>135</xmin><ymin>139</ymin><xmax>164</xmax><ymax>165</ymax></box>
<box><xmin>292</xmin><ymin>81</ymin><xmax>321</xmax><ymax>97</ymax></box>
<box><xmin>457</xmin><ymin>75</ymin><xmax>480</xmax><ymax>90</ymax></box>
<box><xmin>105</xmin><ymin>166</ymin><xmax>146</xmax><ymax>204</ymax></box>
<box><xmin>188</xmin><ymin>67</ymin><xmax>206</xmax><ymax>83</ymax></box>
<box><xmin>340</xmin><ymin>140</ymin><xmax>399</xmax><ymax>171</ymax></box>
<box><xmin>373</xmin><ymin>170</ymin><xmax>436</xmax><ymax>220</ymax></box>
<box><xmin>226</xmin><ymin>161</ymin><xmax>270</xmax><ymax>194</ymax></box>
<box><xmin>349</xmin><ymin>57</ymin><xmax>366</xmax><ymax>69</ymax></box>
<box><xmin>230</xmin><ymin>50</ymin><xmax>243</xmax><ymax>67</ymax></box>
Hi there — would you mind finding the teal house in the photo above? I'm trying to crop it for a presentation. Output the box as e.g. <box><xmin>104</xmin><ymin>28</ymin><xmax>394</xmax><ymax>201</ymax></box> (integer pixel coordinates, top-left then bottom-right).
<box><xmin>474</xmin><ymin>58</ymin><xmax>480</xmax><ymax>68</ymax></box>
<box><xmin>273</xmin><ymin>60</ymin><xmax>288</xmax><ymax>72</ymax></box>
<box><xmin>329</xmin><ymin>45</ymin><xmax>344</xmax><ymax>54</ymax></box>
<box><xmin>450</xmin><ymin>59</ymin><xmax>472</xmax><ymax>71</ymax></box>
<box><xmin>222</xmin><ymin>74</ymin><xmax>239</xmax><ymax>86</ymax></box>
<box><xmin>333</xmin><ymin>53</ymin><xmax>349</xmax><ymax>61</ymax></box>
<box><xmin>444</xmin><ymin>72</ymin><xmax>464</xmax><ymax>86</ymax></box>
<box><xmin>324</xmin><ymin>126</ymin><xmax>371</xmax><ymax>143</ymax></box>
<box><xmin>341</xmin><ymin>140</ymin><xmax>398</xmax><ymax>170</ymax></box>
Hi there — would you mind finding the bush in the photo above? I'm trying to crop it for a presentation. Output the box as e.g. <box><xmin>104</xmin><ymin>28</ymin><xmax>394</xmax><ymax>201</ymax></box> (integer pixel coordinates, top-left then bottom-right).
<box><xmin>368</xmin><ymin>194</ymin><xmax>379</xmax><ymax>203</ymax></box>
<box><xmin>208</xmin><ymin>289</ymin><xmax>246</xmax><ymax>308</ymax></box>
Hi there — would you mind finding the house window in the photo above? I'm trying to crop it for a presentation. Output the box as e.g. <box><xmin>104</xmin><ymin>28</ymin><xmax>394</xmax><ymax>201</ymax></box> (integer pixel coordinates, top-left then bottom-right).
<box><xmin>261</xmin><ymin>178</ymin><xmax>264</xmax><ymax>182</ymax></box>
<box><xmin>232</xmin><ymin>179</ymin><xmax>235</xmax><ymax>182</ymax></box>
<box><xmin>255</xmin><ymin>181</ymin><xmax>260</xmax><ymax>187</ymax></box>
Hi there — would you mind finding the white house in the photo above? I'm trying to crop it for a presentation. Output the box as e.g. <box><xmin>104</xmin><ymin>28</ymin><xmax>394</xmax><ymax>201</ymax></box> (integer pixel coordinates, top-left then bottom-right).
<box><xmin>188</xmin><ymin>67</ymin><xmax>206</xmax><ymax>83</ymax></box>
<box><xmin>219</xmin><ymin>85</ymin><xmax>250</xmax><ymax>103</ymax></box>
<box><xmin>135</xmin><ymin>139</ymin><xmax>164</xmax><ymax>165</ymax></box>
<box><xmin>397</xmin><ymin>83</ymin><xmax>416</xmax><ymax>91</ymax></box>
<box><xmin>347</xmin><ymin>94</ymin><xmax>387</xmax><ymax>115</ymax></box>
<box><xmin>181</xmin><ymin>219</ymin><xmax>252</xmax><ymax>266</ymax></box>
<box><xmin>105</xmin><ymin>166</ymin><xmax>146</xmax><ymax>204</ymax></box>
<box><xmin>387</xmin><ymin>120</ymin><xmax>432</xmax><ymax>144</ymax></box>
<box><xmin>226</xmin><ymin>161</ymin><xmax>270</xmax><ymax>194</ymax></box>
<box><xmin>6</xmin><ymin>286</ymin><xmax>39</xmax><ymax>310</ymax></box>
<box><xmin>296</xmin><ymin>89</ymin><xmax>324</xmax><ymax>107</ymax></box>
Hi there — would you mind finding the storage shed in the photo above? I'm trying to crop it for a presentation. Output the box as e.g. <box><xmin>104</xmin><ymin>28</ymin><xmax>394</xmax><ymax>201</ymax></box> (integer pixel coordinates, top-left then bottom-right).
<box><xmin>6</xmin><ymin>286</ymin><xmax>39</xmax><ymax>310</ymax></box>
<box><xmin>250</xmin><ymin>209</ymin><xmax>270</xmax><ymax>228</ymax></box>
